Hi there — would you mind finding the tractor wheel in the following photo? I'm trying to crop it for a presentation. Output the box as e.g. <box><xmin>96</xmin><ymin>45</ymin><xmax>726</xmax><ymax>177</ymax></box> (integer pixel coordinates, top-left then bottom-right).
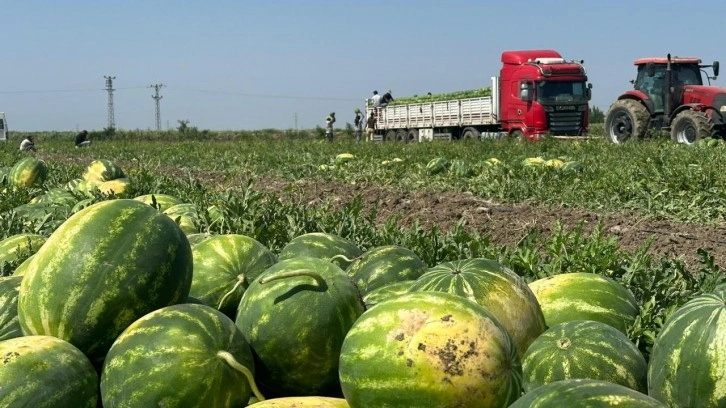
<box><xmin>603</xmin><ymin>99</ymin><xmax>649</xmax><ymax>144</ymax></box>
<box><xmin>670</xmin><ymin>110</ymin><xmax>713</xmax><ymax>145</ymax></box>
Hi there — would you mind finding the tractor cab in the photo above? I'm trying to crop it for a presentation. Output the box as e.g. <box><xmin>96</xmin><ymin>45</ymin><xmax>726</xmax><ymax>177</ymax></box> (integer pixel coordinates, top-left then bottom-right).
<box><xmin>633</xmin><ymin>57</ymin><xmax>707</xmax><ymax>113</ymax></box>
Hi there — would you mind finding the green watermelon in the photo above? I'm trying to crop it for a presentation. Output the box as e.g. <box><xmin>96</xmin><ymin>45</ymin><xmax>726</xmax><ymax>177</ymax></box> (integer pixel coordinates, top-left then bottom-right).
<box><xmin>11</xmin><ymin>202</ymin><xmax>71</xmax><ymax>228</ymax></box>
<box><xmin>0</xmin><ymin>335</ymin><xmax>98</xmax><ymax>408</ymax></box>
<box><xmin>190</xmin><ymin>234</ymin><xmax>277</xmax><ymax>317</ymax></box>
<box><xmin>187</xmin><ymin>232</ymin><xmax>214</xmax><ymax>246</ymax></box>
<box><xmin>236</xmin><ymin>257</ymin><xmax>364</xmax><ymax>396</ymax></box>
<box><xmin>450</xmin><ymin>159</ymin><xmax>474</xmax><ymax>178</ymax></box>
<box><xmin>248</xmin><ymin>396</ymin><xmax>350</xmax><ymax>407</ymax></box>
<box><xmin>528</xmin><ymin>272</ymin><xmax>639</xmax><ymax>334</ymax></box>
<box><xmin>425</xmin><ymin>157</ymin><xmax>449</xmax><ymax>175</ymax></box>
<box><xmin>521</xmin><ymin>320</ymin><xmax>647</xmax><ymax>393</ymax></box>
<box><xmin>30</xmin><ymin>187</ymin><xmax>80</xmax><ymax>206</ymax></box>
<box><xmin>339</xmin><ymin>291</ymin><xmax>522</xmax><ymax>408</ymax></box>
<box><xmin>648</xmin><ymin>288</ymin><xmax>726</xmax><ymax>407</ymax></box>
<box><xmin>82</xmin><ymin>159</ymin><xmax>125</xmax><ymax>184</ymax></box>
<box><xmin>508</xmin><ymin>379</ymin><xmax>666</xmax><ymax>408</ymax></box>
<box><xmin>278</xmin><ymin>232</ymin><xmax>362</xmax><ymax>270</ymax></box>
<box><xmin>9</xmin><ymin>156</ymin><xmax>47</xmax><ymax>187</ymax></box>
<box><xmin>345</xmin><ymin>245</ymin><xmax>427</xmax><ymax>295</ymax></box>
<box><xmin>0</xmin><ymin>233</ymin><xmax>46</xmax><ymax>273</ymax></box>
<box><xmin>335</xmin><ymin>153</ymin><xmax>355</xmax><ymax>165</ymax></box>
<box><xmin>133</xmin><ymin>193</ymin><xmax>184</xmax><ymax>212</ymax></box>
<box><xmin>408</xmin><ymin>258</ymin><xmax>546</xmax><ymax>357</ymax></box>
<box><xmin>101</xmin><ymin>303</ymin><xmax>262</xmax><ymax>407</ymax></box>
<box><xmin>0</xmin><ymin>275</ymin><xmax>23</xmax><ymax>340</ymax></box>
<box><xmin>11</xmin><ymin>254</ymin><xmax>34</xmax><ymax>276</ymax></box>
<box><xmin>163</xmin><ymin>202</ymin><xmax>201</xmax><ymax>235</ymax></box>
<box><xmin>17</xmin><ymin>199</ymin><xmax>193</xmax><ymax>364</ymax></box>
<box><xmin>362</xmin><ymin>280</ymin><xmax>416</xmax><ymax>309</ymax></box>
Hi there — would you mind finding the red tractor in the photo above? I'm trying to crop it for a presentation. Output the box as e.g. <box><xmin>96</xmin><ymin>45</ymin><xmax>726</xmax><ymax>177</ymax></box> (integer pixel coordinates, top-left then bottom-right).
<box><xmin>604</xmin><ymin>54</ymin><xmax>722</xmax><ymax>144</ymax></box>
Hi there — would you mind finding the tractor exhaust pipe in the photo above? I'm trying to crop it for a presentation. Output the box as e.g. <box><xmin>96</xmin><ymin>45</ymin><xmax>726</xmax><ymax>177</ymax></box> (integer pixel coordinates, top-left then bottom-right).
<box><xmin>665</xmin><ymin>53</ymin><xmax>672</xmax><ymax>121</ymax></box>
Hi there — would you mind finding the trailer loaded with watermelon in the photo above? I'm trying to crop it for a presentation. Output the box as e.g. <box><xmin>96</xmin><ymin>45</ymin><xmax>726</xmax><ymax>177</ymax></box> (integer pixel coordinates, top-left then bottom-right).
<box><xmin>1</xmin><ymin>156</ymin><xmax>725</xmax><ymax>407</ymax></box>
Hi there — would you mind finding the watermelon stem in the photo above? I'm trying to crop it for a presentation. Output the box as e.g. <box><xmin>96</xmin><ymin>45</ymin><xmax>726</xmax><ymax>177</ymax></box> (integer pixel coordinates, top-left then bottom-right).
<box><xmin>259</xmin><ymin>270</ymin><xmax>326</xmax><ymax>287</ymax></box>
<box><xmin>330</xmin><ymin>254</ymin><xmax>354</xmax><ymax>264</ymax></box>
<box><xmin>216</xmin><ymin>350</ymin><xmax>266</xmax><ymax>402</ymax></box>
<box><xmin>217</xmin><ymin>274</ymin><xmax>245</xmax><ymax>310</ymax></box>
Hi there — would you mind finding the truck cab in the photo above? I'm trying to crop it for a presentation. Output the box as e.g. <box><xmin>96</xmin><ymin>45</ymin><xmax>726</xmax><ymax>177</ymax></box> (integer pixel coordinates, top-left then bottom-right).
<box><xmin>499</xmin><ymin>50</ymin><xmax>591</xmax><ymax>139</ymax></box>
<box><xmin>0</xmin><ymin>113</ymin><xmax>7</xmax><ymax>143</ymax></box>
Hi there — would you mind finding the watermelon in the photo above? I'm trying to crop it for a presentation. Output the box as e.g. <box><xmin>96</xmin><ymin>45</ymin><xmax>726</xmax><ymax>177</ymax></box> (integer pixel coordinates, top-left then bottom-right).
<box><xmin>0</xmin><ymin>276</ymin><xmax>23</xmax><ymax>340</ymax></box>
<box><xmin>508</xmin><ymin>379</ymin><xmax>666</xmax><ymax>408</ymax></box>
<box><xmin>0</xmin><ymin>233</ymin><xmax>46</xmax><ymax>272</ymax></box>
<box><xmin>339</xmin><ymin>291</ymin><xmax>522</xmax><ymax>408</ymax></box>
<box><xmin>101</xmin><ymin>303</ymin><xmax>262</xmax><ymax>407</ymax></box>
<box><xmin>345</xmin><ymin>245</ymin><xmax>427</xmax><ymax>295</ymax></box>
<box><xmin>425</xmin><ymin>157</ymin><xmax>449</xmax><ymax>175</ymax></box>
<box><xmin>362</xmin><ymin>280</ymin><xmax>416</xmax><ymax>309</ymax></box>
<box><xmin>249</xmin><ymin>396</ymin><xmax>349</xmax><ymax>407</ymax></box>
<box><xmin>82</xmin><ymin>159</ymin><xmax>125</xmax><ymax>183</ymax></box>
<box><xmin>278</xmin><ymin>232</ymin><xmax>362</xmax><ymax>270</ymax></box>
<box><xmin>408</xmin><ymin>258</ymin><xmax>546</xmax><ymax>357</ymax></box>
<box><xmin>9</xmin><ymin>156</ymin><xmax>47</xmax><ymax>187</ymax></box>
<box><xmin>544</xmin><ymin>158</ymin><xmax>565</xmax><ymax>169</ymax></box>
<box><xmin>17</xmin><ymin>199</ymin><xmax>193</xmax><ymax>364</ymax></box>
<box><xmin>450</xmin><ymin>159</ymin><xmax>474</xmax><ymax>178</ymax></box>
<box><xmin>11</xmin><ymin>254</ymin><xmax>34</xmax><ymax>276</ymax></box>
<box><xmin>0</xmin><ymin>335</ymin><xmax>98</xmax><ymax>408</ymax></box>
<box><xmin>65</xmin><ymin>178</ymin><xmax>99</xmax><ymax>197</ymax></box>
<box><xmin>98</xmin><ymin>177</ymin><xmax>131</xmax><ymax>196</ymax></box>
<box><xmin>163</xmin><ymin>202</ymin><xmax>201</xmax><ymax>235</ymax></box>
<box><xmin>187</xmin><ymin>232</ymin><xmax>214</xmax><ymax>246</ymax></box>
<box><xmin>648</xmin><ymin>288</ymin><xmax>726</xmax><ymax>407</ymax></box>
<box><xmin>133</xmin><ymin>193</ymin><xmax>184</xmax><ymax>212</ymax></box>
<box><xmin>528</xmin><ymin>272</ymin><xmax>639</xmax><ymax>334</ymax></box>
<box><xmin>335</xmin><ymin>153</ymin><xmax>355</xmax><ymax>164</ymax></box>
<box><xmin>30</xmin><ymin>187</ymin><xmax>80</xmax><ymax>206</ymax></box>
<box><xmin>236</xmin><ymin>257</ymin><xmax>364</xmax><ymax>396</ymax></box>
<box><xmin>521</xmin><ymin>320</ymin><xmax>647</xmax><ymax>393</ymax></box>
<box><xmin>522</xmin><ymin>157</ymin><xmax>546</xmax><ymax>167</ymax></box>
<box><xmin>190</xmin><ymin>234</ymin><xmax>277</xmax><ymax>317</ymax></box>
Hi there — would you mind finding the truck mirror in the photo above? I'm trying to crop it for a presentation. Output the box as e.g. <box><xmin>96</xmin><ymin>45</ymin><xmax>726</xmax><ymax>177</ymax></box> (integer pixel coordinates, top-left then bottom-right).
<box><xmin>646</xmin><ymin>62</ymin><xmax>655</xmax><ymax>77</ymax></box>
<box><xmin>714</xmin><ymin>61</ymin><xmax>720</xmax><ymax>78</ymax></box>
<box><xmin>586</xmin><ymin>84</ymin><xmax>592</xmax><ymax>101</ymax></box>
<box><xmin>519</xmin><ymin>82</ymin><xmax>532</xmax><ymax>101</ymax></box>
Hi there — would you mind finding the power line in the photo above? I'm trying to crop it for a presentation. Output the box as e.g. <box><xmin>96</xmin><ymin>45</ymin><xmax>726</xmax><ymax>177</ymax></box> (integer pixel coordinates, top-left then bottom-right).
<box><xmin>0</xmin><ymin>86</ymin><xmax>148</xmax><ymax>94</ymax></box>
<box><xmin>175</xmin><ymin>88</ymin><xmax>360</xmax><ymax>101</ymax></box>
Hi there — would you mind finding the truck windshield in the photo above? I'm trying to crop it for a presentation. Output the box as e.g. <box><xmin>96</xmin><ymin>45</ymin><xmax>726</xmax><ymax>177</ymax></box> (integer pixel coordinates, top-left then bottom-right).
<box><xmin>536</xmin><ymin>81</ymin><xmax>587</xmax><ymax>103</ymax></box>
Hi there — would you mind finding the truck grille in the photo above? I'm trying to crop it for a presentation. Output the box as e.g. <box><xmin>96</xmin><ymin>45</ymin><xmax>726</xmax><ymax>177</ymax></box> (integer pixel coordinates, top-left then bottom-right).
<box><xmin>713</xmin><ymin>94</ymin><xmax>726</xmax><ymax>126</ymax></box>
<box><xmin>547</xmin><ymin>111</ymin><xmax>585</xmax><ymax>135</ymax></box>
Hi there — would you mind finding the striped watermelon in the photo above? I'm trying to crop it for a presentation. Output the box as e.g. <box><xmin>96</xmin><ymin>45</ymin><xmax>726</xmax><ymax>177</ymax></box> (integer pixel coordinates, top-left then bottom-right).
<box><xmin>11</xmin><ymin>254</ymin><xmax>34</xmax><ymax>276</ymax></box>
<box><xmin>101</xmin><ymin>303</ymin><xmax>262</xmax><ymax>408</ymax></box>
<box><xmin>236</xmin><ymin>257</ymin><xmax>364</xmax><ymax>396</ymax></box>
<box><xmin>362</xmin><ymin>280</ymin><xmax>416</xmax><ymax>309</ymax></box>
<box><xmin>426</xmin><ymin>157</ymin><xmax>449</xmax><ymax>175</ymax></box>
<box><xmin>278</xmin><ymin>232</ymin><xmax>362</xmax><ymax>270</ymax></box>
<box><xmin>648</xmin><ymin>288</ymin><xmax>726</xmax><ymax>407</ymax></box>
<box><xmin>339</xmin><ymin>291</ymin><xmax>522</xmax><ymax>408</ymax></box>
<box><xmin>0</xmin><ymin>233</ymin><xmax>46</xmax><ymax>273</ymax></box>
<box><xmin>450</xmin><ymin>158</ymin><xmax>474</xmax><ymax>178</ymax></box>
<box><xmin>0</xmin><ymin>276</ymin><xmax>23</xmax><ymax>340</ymax></box>
<box><xmin>98</xmin><ymin>177</ymin><xmax>131</xmax><ymax>197</ymax></box>
<box><xmin>9</xmin><ymin>156</ymin><xmax>47</xmax><ymax>187</ymax></box>
<box><xmin>249</xmin><ymin>396</ymin><xmax>349</xmax><ymax>407</ymax></box>
<box><xmin>521</xmin><ymin>320</ymin><xmax>647</xmax><ymax>393</ymax></box>
<box><xmin>509</xmin><ymin>379</ymin><xmax>666</xmax><ymax>407</ymax></box>
<box><xmin>528</xmin><ymin>272</ymin><xmax>639</xmax><ymax>334</ymax></box>
<box><xmin>163</xmin><ymin>202</ymin><xmax>201</xmax><ymax>235</ymax></box>
<box><xmin>30</xmin><ymin>187</ymin><xmax>80</xmax><ymax>206</ymax></box>
<box><xmin>133</xmin><ymin>193</ymin><xmax>184</xmax><ymax>212</ymax></box>
<box><xmin>82</xmin><ymin>159</ymin><xmax>125</xmax><ymax>184</ymax></box>
<box><xmin>345</xmin><ymin>245</ymin><xmax>427</xmax><ymax>295</ymax></box>
<box><xmin>408</xmin><ymin>258</ymin><xmax>546</xmax><ymax>357</ymax></box>
<box><xmin>17</xmin><ymin>199</ymin><xmax>193</xmax><ymax>364</ymax></box>
<box><xmin>187</xmin><ymin>232</ymin><xmax>214</xmax><ymax>246</ymax></box>
<box><xmin>0</xmin><ymin>335</ymin><xmax>98</xmax><ymax>408</ymax></box>
<box><xmin>190</xmin><ymin>234</ymin><xmax>277</xmax><ymax>317</ymax></box>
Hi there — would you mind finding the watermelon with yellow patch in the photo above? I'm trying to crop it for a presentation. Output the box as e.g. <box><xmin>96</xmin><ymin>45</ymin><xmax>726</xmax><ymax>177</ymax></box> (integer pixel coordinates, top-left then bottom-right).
<box><xmin>82</xmin><ymin>159</ymin><xmax>125</xmax><ymax>184</ymax></box>
<box><xmin>9</xmin><ymin>156</ymin><xmax>47</xmax><ymax>187</ymax></box>
<box><xmin>99</xmin><ymin>177</ymin><xmax>131</xmax><ymax>197</ymax></box>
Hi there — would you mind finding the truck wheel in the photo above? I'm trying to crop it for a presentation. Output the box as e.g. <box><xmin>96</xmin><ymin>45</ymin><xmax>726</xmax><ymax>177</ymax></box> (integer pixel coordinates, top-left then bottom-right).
<box><xmin>604</xmin><ymin>99</ymin><xmax>649</xmax><ymax>143</ymax></box>
<box><xmin>671</xmin><ymin>110</ymin><xmax>713</xmax><ymax>145</ymax></box>
<box><xmin>510</xmin><ymin>129</ymin><xmax>525</xmax><ymax>140</ymax></box>
<box><xmin>407</xmin><ymin>129</ymin><xmax>419</xmax><ymax>143</ymax></box>
<box><xmin>395</xmin><ymin>130</ymin><xmax>407</xmax><ymax>142</ymax></box>
<box><xmin>385</xmin><ymin>130</ymin><xmax>396</xmax><ymax>142</ymax></box>
<box><xmin>461</xmin><ymin>127</ymin><xmax>480</xmax><ymax>141</ymax></box>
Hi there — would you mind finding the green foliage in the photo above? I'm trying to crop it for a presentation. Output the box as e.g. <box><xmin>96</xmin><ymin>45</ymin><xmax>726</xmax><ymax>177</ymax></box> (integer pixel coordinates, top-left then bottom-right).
<box><xmin>589</xmin><ymin>106</ymin><xmax>605</xmax><ymax>123</ymax></box>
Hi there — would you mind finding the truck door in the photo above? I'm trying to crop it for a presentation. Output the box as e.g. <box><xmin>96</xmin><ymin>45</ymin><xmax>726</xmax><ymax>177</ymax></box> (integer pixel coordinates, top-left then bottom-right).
<box><xmin>506</xmin><ymin>80</ymin><xmax>533</xmax><ymax>131</ymax></box>
<box><xmin>0</xmin><ymin>113</ymin><xmax>6</xmax><ymax>143</ymax></box>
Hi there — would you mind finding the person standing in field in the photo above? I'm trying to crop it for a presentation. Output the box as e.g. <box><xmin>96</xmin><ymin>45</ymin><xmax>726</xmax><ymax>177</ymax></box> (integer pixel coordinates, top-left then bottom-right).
<box><xmin>19</xmin><ymin>135</ymin><xmax>36</xmax><ymax>152</ymax></box>
<box><xmin>354</xmin><ymin>109</ymin><xmax>364</xmax><ymax>143</ymax></box>
<box><xmin>75</xmin><ymin>130</ymin><xmax>91</xmax><ymax>148</ymax></box>
<box><xmin>325</xmin><ymin>112</ymin><xmax>336</xmax><ymax>142</ymax></box>
<box><xmin>365</xmin><ymin>111</ymin><xmax>377</xmax><ymax>142</ymax></box>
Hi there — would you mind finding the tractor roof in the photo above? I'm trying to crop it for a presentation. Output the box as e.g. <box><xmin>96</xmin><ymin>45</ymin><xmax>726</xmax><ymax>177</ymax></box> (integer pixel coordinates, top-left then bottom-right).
<box><xmin>634</xmin><ymin>57</ymin><xmax>701</xmax><ymax>65</ymax></box>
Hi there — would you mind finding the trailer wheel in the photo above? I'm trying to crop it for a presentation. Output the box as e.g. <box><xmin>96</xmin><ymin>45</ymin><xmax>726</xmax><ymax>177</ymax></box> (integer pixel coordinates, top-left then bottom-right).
<box><xmin>394</xmin><ymin>130</ymin><xmax>407</xmax><ymax>142</ymax></box>
<box><xmin>461</xmin><ymin>127</ymin><xmax>480</xmax><ymax>141</ymax></box>
<box><xmin>603</xmin><ymin>99</ymin><xmax>649</xmax><ymax>144</ymax></box>
<box><xmin>407</xmin><ymin>129</ymin><xmax>419</xmax><ymax>143</ymax></box>
<box><xmin>385</xmin><ymin>130</ymin><xmax>396</xmax><ymax>142</ymax></box>
<box><xmin>671</xmin><ymin>110</ymin><xmax>713</xmax><ymax>145</ymax></box>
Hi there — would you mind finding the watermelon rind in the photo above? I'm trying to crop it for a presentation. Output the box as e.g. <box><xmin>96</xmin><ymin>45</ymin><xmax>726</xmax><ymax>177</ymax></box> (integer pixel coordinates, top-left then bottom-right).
<box><xmin>508</xmin><ymin>379</ymin><xmax>666</xmax><ymax>407</ymax></box>
<box><xmin>345</xmin><ymin>245</ymin><xmax>427</xmax><ymax>295</ymax></box>
<box><xmin>0</xmin><ymin>275</ymin><xmax>23</xmax><ymax>341</ymax></box>
<box><xmin>277</xmin><ymin>232</ymin><xmax>362</xmax><ymax>270</ymax></box>
<box><xmin>82</xmin><ymin>159</ymin><xmax>125</xmax><ymax>184</ymax></box>
<box><xmin>362</xmin><ymin>279</ymin><xmax>416</xmax><ymax>309</ymax></box>
<box><xmin>9</xmin><ymin>156</ymin><xmax>47</xmax><ymax>188</ymax></box>
<box><xmin>248</xmin><ymin>396</ymin><xmax>350</xmax><ymax>407</ymax></box>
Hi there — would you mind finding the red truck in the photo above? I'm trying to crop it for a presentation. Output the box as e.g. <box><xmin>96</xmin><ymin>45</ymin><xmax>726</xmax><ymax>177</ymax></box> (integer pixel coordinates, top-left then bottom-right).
<box><xmin>366</xmin><ymin>49</ymin><xmax>591</xmax><ymax>142</ymax></box>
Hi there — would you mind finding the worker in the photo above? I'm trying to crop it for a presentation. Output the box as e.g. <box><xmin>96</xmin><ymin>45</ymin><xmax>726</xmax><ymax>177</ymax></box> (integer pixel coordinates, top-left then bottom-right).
<box><xmin>371</xmin><ymin>90</ymin><xmax>382</xmax><ymax>108</ymax></box>
<box><xmin>325</xmin><ymin>112</ymin><xmax>336</xmax><ymax>142</ymax></box>
<box><xmin>19</xmin><ymin>135</ymin><xmax>36</xmax><ymax>152</ymax></box>
<box><xmin>354</xmin><ymin>109</ymin><xmax>364</xmax><ymax>143</ymax></box>
<box><xmin>365</xmin><ymin>111</ymin><xmax>377</xmax><ymax>142</ymax></box>
<box><xmin>381</xmin><ymin>90</ymin><xmax>394</xmax><ymax>107</ymax></box>
<box><xmin>75</xmin><ymin>130</ymin><xmax>91</xmax><ymax>148</ymax></box>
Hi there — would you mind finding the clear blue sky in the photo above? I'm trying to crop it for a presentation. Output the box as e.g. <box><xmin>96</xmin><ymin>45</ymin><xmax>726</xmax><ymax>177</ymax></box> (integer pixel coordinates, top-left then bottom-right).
<box><xmin>3</xmin><ymin>1</ymin><xmax>724</xmax><ymax>132</ymax></box>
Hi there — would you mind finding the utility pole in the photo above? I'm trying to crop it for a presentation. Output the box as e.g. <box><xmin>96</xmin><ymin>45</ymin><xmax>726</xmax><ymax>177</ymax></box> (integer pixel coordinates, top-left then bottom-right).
<box><xmin>150</xmin><ymin>83</ymin><xmax>165</xmax><ymax>131</ymax></box>
<box><xmin>104</xmin><ymin>75</ymin><xmax>116</xmax><ymax>130</ymax></box>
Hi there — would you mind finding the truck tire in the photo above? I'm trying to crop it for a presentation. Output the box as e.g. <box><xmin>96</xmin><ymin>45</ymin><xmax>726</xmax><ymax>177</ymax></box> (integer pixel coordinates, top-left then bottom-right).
<box><xmin>670</xmin><ymin>110</ymin><xmax>713</xmax><ymax>145</ymax></box>
<box><xmin>385</xmin><ymin>130</ymin><xmax>396</xmax><ymax>142</ymax></box>
<box><xmin>395</xmin><ymin>129</ymin><xmax>407</xmax><ymax>142</ymax></box>
<box><xmin>510</xmin><ymin>129</ymin><xmax>525</xmax><ymax>140</ymax></box>
<box><xmin>461</xmin><ymin>127</ymin><xmax>480</xmax><ymax>141</ymax></box>
<box><xmin>407</xmin><ymin>129</ymin><xmax>419</xmax><ymax>143</ymax></box>
<box><xmin>604</xmin><ymin>99</ymin><xmax>649</xmax><ymax>144</ymax></box>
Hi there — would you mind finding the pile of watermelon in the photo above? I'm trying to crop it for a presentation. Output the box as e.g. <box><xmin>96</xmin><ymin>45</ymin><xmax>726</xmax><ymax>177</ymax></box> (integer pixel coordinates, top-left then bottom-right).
<box><xmin>1</xmin><ymin>158</ymin><xmax>726</xmax><ymax>407</ymax></box>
